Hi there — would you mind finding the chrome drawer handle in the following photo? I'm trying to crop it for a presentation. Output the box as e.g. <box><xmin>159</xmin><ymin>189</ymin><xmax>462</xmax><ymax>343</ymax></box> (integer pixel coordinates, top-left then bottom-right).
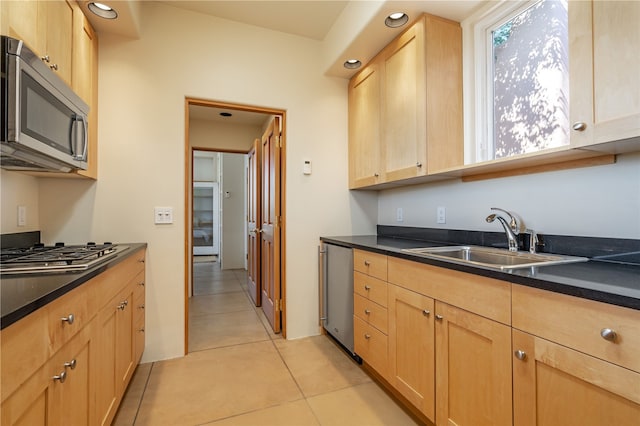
<box><xmin>364</xmin><ymin>334</ymin><xmax>371</xmax><ymax>340</ymax></box>
<box><xmin>364</xmin><ymin>260</ymin><xmax>370</xmax><ymax>266</ymax></box>
<box><xmin>364</xmin><ymin>309</ymin><xmax>371</xmax><ymax>315</ymax></box>
<box><xmin>600</xmin><ymin>328</ymin><xmax>617</xmax><ymax>342</ymax></box>
<box><xmin>422</xmin><ymin>309</ymin><xmax>430</xmax><ymax>316</ymax></box>
<box><xmin>64</xmin><ymin>359</ymin><xmax>77</xmax><ymax>370</ymax></box>
<box><xmin>364</xmin><ymin>285</ymin><xmax>371</xmax><ymax>291</ymax></box>
<box><xmin>138</xmin><ymin>281</ymin><xmax>145</xmax><ymax>286</ymax></box>
<box><xmin>138</xmin><ymin>259</ymin><xmax>145</xmax><ymax>263</ymax></box>
<box><xmin>138</xmin><ymin>304</ymin><xmax>145</xmax><ymax>310</ymax></box>
<box><xmin>514</xmin><ymin>350</ymin><xmax>527</xmax><ymax>361</ymax></box>
<box><xmin>435</xmin><ymin>314</ymin><xmax>443</xmax><ymax>321</ymax></box>
<box><xmin>53</xmin><ymin>371</ymin><xmax>67</xmax><ymax>383</ymax></box>
<box><xmin>50</xmin><ymin>63</ymin><xmax>58</xmax><ymax>71</ymax></box>
<box><xmin>61</xmin><ymin>314</ymin><xmax>75</xmax><ymax>325</ymax></box>
<box><xmin>138</xmin><ymin>327</ymin><xmax>145</xmax><ymax>333</ymax></box>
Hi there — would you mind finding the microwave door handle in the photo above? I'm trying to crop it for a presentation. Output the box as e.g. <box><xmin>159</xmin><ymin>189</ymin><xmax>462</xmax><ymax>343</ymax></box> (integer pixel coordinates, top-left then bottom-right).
<box><xmin>71</xmin><ymin>115</ymin><xmax>88</xmax><ymax>161</ymax></box>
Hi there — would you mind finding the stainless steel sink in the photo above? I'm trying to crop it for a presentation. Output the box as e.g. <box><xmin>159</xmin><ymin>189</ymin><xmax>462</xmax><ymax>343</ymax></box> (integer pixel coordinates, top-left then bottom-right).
<box><xmin>402</xmin><ymin>246</ymin><xmax>588</xmax><ymax>270</ymax></box>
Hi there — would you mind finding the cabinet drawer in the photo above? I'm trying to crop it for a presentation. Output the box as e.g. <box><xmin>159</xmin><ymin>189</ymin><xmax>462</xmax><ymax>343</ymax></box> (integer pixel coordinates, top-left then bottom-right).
<box><xmin>48</xmin><ymin>282</ymin><xmax>97</xmax><ymax>355</ymax></box>
<box><xmin>388</xmin><ymin>256</ymin><xmax>511</xmax><ymax>325</ymax></box>
<box><xmin>354</xmin><ymin>316</ymin><xmax>388</xmax><ymax>377</ymax></box>
<box><xmin>94</xmin><ymin>248</ymin><xmax>146</xmax><ymax>304</ymax></box>
<box><xmin>354</xmin><ymin>249</ymin><xmax>387</xmax><ymax>280</ymax></box>
<box><xmin>513</xmin><ymin>284</ymin><xmax>640</xmax><ymax>373</ymax></box>
<box><xmin>1</xmin><ymin>307</ymin><xmax>50</xmax><ymax>403</ymax></box>
<box><xmin>354</xmin><ymin>293</ymin><xmax>388</xmax><ymax>334</ymax></box>
<box><xmin>354</xmin><ymin>271</ymin><xmax>388</xmax><ymax>307</ymax></box>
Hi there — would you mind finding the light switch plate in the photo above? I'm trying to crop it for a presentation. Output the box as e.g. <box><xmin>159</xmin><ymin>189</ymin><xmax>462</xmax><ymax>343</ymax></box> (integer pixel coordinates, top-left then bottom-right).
<box><xmin>437</xmin><ymin>206</ymin><xmax>446</xmax><ymax>224</ymax></box>
<box><xmin>154</xmin><ymin>207</ymin><xmax>173</xmax><ymax>224</ymax></box>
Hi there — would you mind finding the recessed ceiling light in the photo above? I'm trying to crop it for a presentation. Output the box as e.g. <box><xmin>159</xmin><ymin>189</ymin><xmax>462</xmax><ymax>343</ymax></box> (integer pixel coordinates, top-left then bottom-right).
<box><xmin>385</xmin><ymin>12</ymin><xmax>408</xmax><ymax>28</ymax></box>
<box><xmin>343</xmin><ymin>59</ymin><xmax>362</xmax><ymax>70</ymax></box>
<box><xmin>220</xmin><ymin>112</ymin><xmax>233</xmax><ymax>117</ymax></box>
<box><xmin>88</xmin><ymin>2</ymin><xmax>118</xmax><ymax>19</ymax></box>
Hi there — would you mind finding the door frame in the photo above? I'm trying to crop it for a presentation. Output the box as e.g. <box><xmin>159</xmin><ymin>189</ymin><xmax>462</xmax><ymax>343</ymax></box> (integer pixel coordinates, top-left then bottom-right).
<box><xmin>184</xmin><ymin>97</ymin><xmax>287</xmax><ymax>354</ymax></box>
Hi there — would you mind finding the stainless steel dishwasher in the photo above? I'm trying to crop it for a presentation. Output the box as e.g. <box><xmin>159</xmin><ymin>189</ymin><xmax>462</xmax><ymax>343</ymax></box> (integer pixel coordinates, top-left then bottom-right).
<box><xmin>318</xmin><ymin>241</ymin><xmax>361</xmax><ymax>362</ymax></box>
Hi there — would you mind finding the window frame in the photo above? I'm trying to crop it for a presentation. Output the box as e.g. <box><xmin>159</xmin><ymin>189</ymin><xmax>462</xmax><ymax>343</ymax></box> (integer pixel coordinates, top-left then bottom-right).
<box><xmin>463</xmin><ymin>0</ymin><xmax>566</xmax><ymax>164</ymax></box>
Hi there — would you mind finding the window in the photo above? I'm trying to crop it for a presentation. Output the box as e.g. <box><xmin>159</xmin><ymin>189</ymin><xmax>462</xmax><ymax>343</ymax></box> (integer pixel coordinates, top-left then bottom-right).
<box><xmin>465</xmin><ymin>0</ymin><xmax>569</xmax><ymax>162</ymax></box>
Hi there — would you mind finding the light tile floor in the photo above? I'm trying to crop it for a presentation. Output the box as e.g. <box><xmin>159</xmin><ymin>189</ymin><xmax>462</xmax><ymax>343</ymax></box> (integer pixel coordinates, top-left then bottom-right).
<box><xmin>113</xmin><ymin>260</ymin><xmax>419</xmax><ymax>426</ymax></box>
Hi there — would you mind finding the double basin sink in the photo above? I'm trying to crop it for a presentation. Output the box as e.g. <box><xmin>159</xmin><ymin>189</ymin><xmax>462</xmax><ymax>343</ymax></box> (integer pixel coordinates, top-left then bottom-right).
<box><xmin>403</xmin><ymin>245</ymin><xmax>588</xmax><ymax>270</ymax></box>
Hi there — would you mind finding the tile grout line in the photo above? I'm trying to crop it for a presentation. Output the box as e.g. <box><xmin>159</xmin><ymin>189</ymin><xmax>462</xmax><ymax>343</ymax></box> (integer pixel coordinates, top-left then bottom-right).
<box><xmin>131</xmin><ymin>361</ymin><xmax>155</xmax><ymax>426</ymax></box>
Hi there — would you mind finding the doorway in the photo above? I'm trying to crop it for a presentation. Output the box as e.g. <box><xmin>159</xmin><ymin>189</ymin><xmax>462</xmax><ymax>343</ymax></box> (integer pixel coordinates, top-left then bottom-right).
<box><xmin>184</xmin><ymin>98</ymin><xmax>287</xmax><ymax>354</ymax></box>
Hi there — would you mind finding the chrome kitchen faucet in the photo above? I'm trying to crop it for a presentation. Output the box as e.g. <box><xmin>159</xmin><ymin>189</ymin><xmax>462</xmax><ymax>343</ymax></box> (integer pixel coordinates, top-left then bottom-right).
<box><xmin>486</xmin><ymin>207</ymin><xmax>520</xmax><ymax>252</ymax></box>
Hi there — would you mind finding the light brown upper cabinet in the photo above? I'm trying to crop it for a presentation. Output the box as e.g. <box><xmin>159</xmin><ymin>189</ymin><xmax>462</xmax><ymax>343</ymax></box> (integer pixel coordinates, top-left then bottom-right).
<box><xmin>570</xmin><ymin>1</ymin><xmax>640</xmax><ymax>151</ymax></box>
<box><xmin>348</xmin><ymin>14</ymin><xmax>463</xmax><ymax>189</ymax></box>
<box><xmin>2</xmin><ymin>0</ymin><xmax>74</xmax><ymax>86</ymax></box>
<box><xmin>348</xmin><ymin>63</ymin><xmax>382</xmax><ymax>188</ymax></box>
<box><xmin>72</xmin><ymin>3</ymin><xmax>99</xmax><ymax>179</ymax></box>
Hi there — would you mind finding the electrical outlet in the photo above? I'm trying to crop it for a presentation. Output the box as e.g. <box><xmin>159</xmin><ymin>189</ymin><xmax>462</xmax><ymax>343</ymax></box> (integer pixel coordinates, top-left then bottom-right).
<box><xmin>154</xmin><ymin>207</ymin><xmax>174</xmax><ymax>224</ymax></box>
<box><xmin>17</xmin><ymin>206</ymin><xmax>26</xmax><ymax>227</ymax></box>
<box><xmin>437</xmin><ymin>206</ymin><xmax>446</xmax><ymax>224</ymax></box>
<box><xmin>396</xmin><ymin>207</ymin><xmax>404</xmax><ymax>222</ymax></box>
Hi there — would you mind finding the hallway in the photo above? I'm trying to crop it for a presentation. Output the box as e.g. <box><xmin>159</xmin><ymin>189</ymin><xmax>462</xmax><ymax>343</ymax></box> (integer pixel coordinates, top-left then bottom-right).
<box><xmin>112</xmin><ymin>261</ymin><xmax>418</xmax><ymax>425</ymax></box>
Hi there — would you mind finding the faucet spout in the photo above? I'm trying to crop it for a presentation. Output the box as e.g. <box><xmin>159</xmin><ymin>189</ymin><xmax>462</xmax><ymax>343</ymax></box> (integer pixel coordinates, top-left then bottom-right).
<box><xmin>486</xmin><ymin>210</ymin><xmax>520</xmax><ymax>252</ymax></box>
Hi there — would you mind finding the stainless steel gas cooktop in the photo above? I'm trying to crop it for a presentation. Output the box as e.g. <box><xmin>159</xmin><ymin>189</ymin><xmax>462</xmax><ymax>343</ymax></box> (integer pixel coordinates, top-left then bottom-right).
<box><xmin>0</xmin><ymin>242</ymin><xmax>128</xmax><ymax>275</ymax></box>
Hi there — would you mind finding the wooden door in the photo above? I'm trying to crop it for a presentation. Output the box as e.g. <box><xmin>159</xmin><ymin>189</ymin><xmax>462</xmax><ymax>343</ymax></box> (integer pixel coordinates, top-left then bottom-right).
<box><xmin>513</xmin><ymin>329</ymin><xmax>640</xmax><ymax>426</ymax></box>
<box><xmin>435</xmin><ymin>301</ymin><xmax>512</xmax><ymax>426</ymax></box>
<box><xmin>247</xmin><ymin>138</ymin><xmax>261</xmax><ymax>306</ymax></box>
<box><xmin>388</xmin><ymin>284</ymin><xmax>435</xmax><ymax>422</ymax></box>
<box><xmin>260</xmin><ymin>117</ymin><xmax>282</xmax><ymax>332</ymax></box>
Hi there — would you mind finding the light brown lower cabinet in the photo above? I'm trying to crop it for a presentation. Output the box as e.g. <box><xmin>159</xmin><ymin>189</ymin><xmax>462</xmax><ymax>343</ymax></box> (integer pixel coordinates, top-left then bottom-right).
<box><xmin>356</xmin><ymin>252</ymin><xmax>639</xmax><ymax>425</ymax></box>
<box><xmin>512</xmin><ymin>329</ymin><xmax>640</xmax><ymax>426</ymax></box>
<box><xmin>1</xmin><ymin>323</ymin><xmax>93</xmax><ymax>426</ymax></box>
<box><xmin>388</xmin><ymin>284</ymin><xmax>435</xmax><ymax>421</ymax></box>
<box><xmin>0</xmin><ymin>247</ymin><xmax>146</xmax><ymax>426</ymax></box>
<box><xmin>434</xmin><ymin>301</ymin><xmax>512</xmax><ymax>426</ymax></box>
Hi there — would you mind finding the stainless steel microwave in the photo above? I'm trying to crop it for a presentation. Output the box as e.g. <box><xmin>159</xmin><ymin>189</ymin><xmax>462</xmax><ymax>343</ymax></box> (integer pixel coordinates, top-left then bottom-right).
<box><xmin>1</xmin><ymin>36</ymin><xmax>89</xmax><ymax>172</ymax></box>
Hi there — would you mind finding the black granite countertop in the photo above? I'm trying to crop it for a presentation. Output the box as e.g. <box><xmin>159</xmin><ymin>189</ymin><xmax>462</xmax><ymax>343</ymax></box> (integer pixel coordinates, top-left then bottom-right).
<box><xmin>1</xmin><ymin>243</ymin><xmax>147</xmax><ymax>329</ymax></box>
<box><xmin>321</xmin><ymin>235</ymin><xmax>640</xmax><ymax>311</ymax></box>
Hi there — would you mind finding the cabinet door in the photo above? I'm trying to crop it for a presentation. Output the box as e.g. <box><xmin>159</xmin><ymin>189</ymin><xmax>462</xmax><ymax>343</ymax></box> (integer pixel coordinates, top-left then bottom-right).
<box><xmin>435</xmin><ymin>301</ymin><xmax>512</xmax><ymax>426</ymax></box>
<box><xmin>73</xmin><ymin>4</ymin><xmax>99</xmax><ymax>179</ymax></box>
<box><xmin>348</xmin><ymin>62</ymin><xmax>382</xmax><ymax>188</ymax></box>
<box><xmin>570</xmin><ymin>1</ymin><xmax>640</xmax><ymax>148</ymax></box>
<box><xmin>513</xmin><ymin>329</ymin><xmax>640</xmax><ymax>426</ymax></box>
<box><xmin>388</xmin><ymin>284</ymin><xmax>435</xmax><ymax>421</ymax></box>
<box><xmin>95</xmin><ymin>284</ymin><xmax>135</xmax><ymax>426</ymax></box>
<box><xmin>1</xmin><ymin>0</ymin><xmax>40</xmax><ymax>51</ymax></box>
<box><xmin>50</xmin><ymin>327</ymin><xmax>93</xmax><ymax>426</ymax></box>
<box><xmin>39</xmin><ymin>1</ymin><xmax>74</xmax><ymax>85</ymax></box>
<box><xmin>381</xmin><ymin>18</ymin><xmax>427</xmax><ymax>182</ymax></box>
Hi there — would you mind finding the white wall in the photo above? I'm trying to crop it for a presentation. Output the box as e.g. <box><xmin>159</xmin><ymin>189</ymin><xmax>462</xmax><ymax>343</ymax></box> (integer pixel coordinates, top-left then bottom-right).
<box><xmin>378</xmin><ymin>152</ymin><xmax>640</xmax><ymax>239</ymax></box>
<box><xmin>36</xmin><ymin>3</ymin><xmax>377</xmax><ymax>362</ymax></box>
<box><xmin>0</xmin><ymin>170</ymin><xmax>40</xmax><ymax>234</ymax></box>
<box><xmin>189</xmin><ymin>118</ymin><xmax>261</xmax><ymax>153</ymax></box>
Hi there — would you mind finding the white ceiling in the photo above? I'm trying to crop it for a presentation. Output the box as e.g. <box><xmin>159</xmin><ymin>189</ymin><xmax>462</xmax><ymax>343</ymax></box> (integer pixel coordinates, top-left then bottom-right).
<box><xmin>159</xmin><ymin>1</ymin><xmax>349</xmax><ymax>41</ymax></box>
<box><xmin>189</xmin><ymin>105</ymin><xmax>270</xmax><ymax>127</ymax></box>
<box><xmin>82</xmin><ymin>0</ymin><xmax>484</xmax><ymax>123</ymax></box>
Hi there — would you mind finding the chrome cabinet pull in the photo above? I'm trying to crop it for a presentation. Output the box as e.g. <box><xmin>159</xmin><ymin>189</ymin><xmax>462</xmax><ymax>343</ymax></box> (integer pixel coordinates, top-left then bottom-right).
<box><xmin>41</xmin><ymin>55</ymin><xmax>50</xmax><ymax>62</ymax></box>
<box><xmin>514</xmin><ymin>350</ymin><xmax>527</xmax><ymax>361</ymax></box>
<box><xmin>364</xmin><ymin>309</ymin><xmax>371</xmax><ymax>315</ymax></box>
<box><xmin>572</xmin><ymin>121</ymin><xmax>587</xmax><ymax>131</ymax></box>
<box><xmin>138</xmin><ymin>281</ymin><xmax>145</xmax><ymax>286</ymax></box>
<box><xmin>364</xmin><ymin>260</ymin><xmax>370</xmax><ymax>266</ymax></box>
<box><xmin>600</xmin><ymin>328</ymin><xmax>617</xmax><ymax>342</ymax></box>
<box><xmin>139</xmin><ymin>327</ymin><xmax>145</xmax><ymax>333</ymax></box>
<box><xmin>364</xmin><ymin>285</ymin><xmax>371</xmax><ymax>291</ymax></box>
<box><xmin>364</xmin><ymin>334</ymin><xmax>371</xmax><ymax>340</ymax></box>
<box><xmin>435</xmin><ymin>314</ymin><xmax>443</xmax><ymax>321</ymax></box>
<box><xmin>50</xmin><ymin>63</ymin><xmax>58</xmax><ymax>71</ymax></box>
<box><xmin>138</xmin><ymin>304</ymin><xmax>145</xmax><ymax>310</ymax></box>
<box><xmin>53</xmin><ymin>371</ymin><xmax>67</xmax><ymax>383</ymax></box>
<box><xmin>61</xmin><ymin>314</ymin><xmax>75</xmax><ymax>325</ymax></box>
<box><xmin>138</xmin><ymin>259</ymin><xmax>145</xmax><ymax>263</ymax></box>
<box><xmin>422</xmin><ymin>309</ymin><xmax>430</xmax><ymax>316</ymax></box>
<box><xmin>416</xmin><ymin>162</ymin><xmax>422</xmax><ymax>168</ymax></box>
<box><xmin>374</xmin><ymin>173</ymin><xmax>379</xmax><ymax>177</ymax></box>
<box><xmin>64</xmin><ymin>359</ymin><xmax>77</xmax><ymax>370</ymax></box>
